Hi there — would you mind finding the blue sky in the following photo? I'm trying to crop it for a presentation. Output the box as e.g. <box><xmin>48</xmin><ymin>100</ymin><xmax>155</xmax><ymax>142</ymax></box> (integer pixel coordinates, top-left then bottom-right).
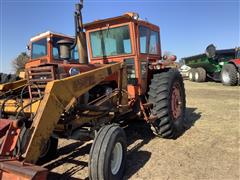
<box><xmin>0</xmin><ymin>0</ymin><xmax>239</xmax><ymax>73</ymax></box>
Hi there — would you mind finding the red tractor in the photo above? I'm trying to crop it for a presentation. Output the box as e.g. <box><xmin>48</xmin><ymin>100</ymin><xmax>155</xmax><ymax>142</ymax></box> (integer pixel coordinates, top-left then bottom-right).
<box><xmin>0</xmin><ymin>1</ymin><xmax>186</xmax><ymax>179</ymax></box>
<box><xmin>24</xmin><ymin>3</ymin><xmax>185</xmax><ymax>138</ymax></box>
<box><xmin>221</xmin><ymin>48</ymin><xmax>240</xmax><ymax>85</ymax></box>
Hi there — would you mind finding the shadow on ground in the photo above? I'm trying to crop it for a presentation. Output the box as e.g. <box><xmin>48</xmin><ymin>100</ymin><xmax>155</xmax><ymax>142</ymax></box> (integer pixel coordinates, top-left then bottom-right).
<box><xmin>184</xmin><ymin>107</ymin><xmax>202</xmax><ymax>130</ymax></box>
<box><xmin>46</xmin><ymin>107</ymin><xmax>201</xmax><ymax>179</ymax></box>
<box><xmin>123</xmin><ymin>120</ymin><xmax>154</xmax><ymax>179</ymax></box>
<box><xmin>174</xmin><ymin>107</ymin><xmax>202</xmax><ymax>139</ymax></box>
<box><xmin>46</xmin><ymin>142</ymin><xmax>90</xmax><ymax>180</ymax></box>
<box><xmin>46</xmin><ymin>120</ymin><xmax>153</xmax><ymax>180</ymax></box>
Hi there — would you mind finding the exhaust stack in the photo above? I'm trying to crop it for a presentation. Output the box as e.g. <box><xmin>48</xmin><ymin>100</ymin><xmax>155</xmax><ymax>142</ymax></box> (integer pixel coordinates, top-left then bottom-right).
<box><xmin>57</xmin><ymin>0</ymin><xmax>88</xmax><ymax>64</ymax></box>
<box><xmin>74</xmin><ymin>0</ymin><xmax>88</xmax><ymax>64</ymax></box>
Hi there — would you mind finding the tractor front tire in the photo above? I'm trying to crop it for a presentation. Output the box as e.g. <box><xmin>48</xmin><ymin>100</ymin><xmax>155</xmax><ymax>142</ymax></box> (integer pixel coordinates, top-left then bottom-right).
<box><xmin>148</xmin><ymin>69</ymin><xmax>186</xmax><ymax>139</ymax></box>
<box><xmin>89</xmin><ymin>124</ymin><xmax>127</xmax><ymax>180</ymax></box>
<box><xmin>195</xmin><ymin>67</ymin><xmax>206</xmax><ymax>82</ymax></box>
<box><xmin>221</xmin><ymin>64</ymin><xmax>238</xmax><ymax>86</ymax></box>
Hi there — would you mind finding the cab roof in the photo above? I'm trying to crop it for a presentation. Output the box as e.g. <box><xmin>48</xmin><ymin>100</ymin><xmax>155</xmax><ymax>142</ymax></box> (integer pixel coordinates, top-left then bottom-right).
<box><xmin>30</xmin><ymin>13</ymin><xmax>159</xmax><ymax>42</ymax></box>
<box><xmin>30</xmin><ymin>31</ymin><xmax>74</xmax><ymax>42</ymax></box>
<box><xmin>84</xmin><ymin>12</ymin><xmax>159</xmax><ymax>30</ymax></box>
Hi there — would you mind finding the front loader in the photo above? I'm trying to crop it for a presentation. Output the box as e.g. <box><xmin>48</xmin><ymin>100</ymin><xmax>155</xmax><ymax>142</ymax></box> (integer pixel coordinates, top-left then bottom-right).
<box><xmin>0</xmin><ymin>1</ymin><xmax>186</xmax><ymax>179</ymax></box>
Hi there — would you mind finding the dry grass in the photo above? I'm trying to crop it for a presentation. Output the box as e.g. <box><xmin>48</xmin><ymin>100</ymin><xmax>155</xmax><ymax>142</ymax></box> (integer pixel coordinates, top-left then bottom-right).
<box><xmin>46</xmin><ymin>81</ymin><xmax>240</xmax><ymax>180</ymax></box>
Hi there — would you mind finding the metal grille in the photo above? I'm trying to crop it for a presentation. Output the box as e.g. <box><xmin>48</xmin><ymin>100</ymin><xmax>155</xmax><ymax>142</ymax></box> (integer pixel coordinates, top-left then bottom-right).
<box><xmin>26</xmin><ymin>66</ymin><xmax>56</xmax><ymax>97</ymax></box>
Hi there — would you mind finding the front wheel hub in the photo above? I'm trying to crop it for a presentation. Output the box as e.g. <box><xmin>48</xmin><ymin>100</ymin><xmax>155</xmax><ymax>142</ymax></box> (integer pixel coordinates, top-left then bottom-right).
<box><xmin>222</xmin><ymin>71</ymin><xmax>230</xmax><ymax>83</ymax></box>
<box><xmin>111</xmin><ymin>142</ymin><xmax>123</xmax><ymax>175</ymax></box>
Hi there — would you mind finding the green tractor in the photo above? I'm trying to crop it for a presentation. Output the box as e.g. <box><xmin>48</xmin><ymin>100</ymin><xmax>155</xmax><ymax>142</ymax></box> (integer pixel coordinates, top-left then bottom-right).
<box><xmin>183</xmin><ymin>44</ymin><xmax>240</xmax><ymax>86</ymax></box>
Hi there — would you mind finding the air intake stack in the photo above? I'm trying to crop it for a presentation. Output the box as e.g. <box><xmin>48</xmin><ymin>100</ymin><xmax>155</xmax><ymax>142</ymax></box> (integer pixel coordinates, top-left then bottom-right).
<box><xmin>74</xmin><ymin>0</ymin><xmax>88</xmax><ymax>64</ymax></box>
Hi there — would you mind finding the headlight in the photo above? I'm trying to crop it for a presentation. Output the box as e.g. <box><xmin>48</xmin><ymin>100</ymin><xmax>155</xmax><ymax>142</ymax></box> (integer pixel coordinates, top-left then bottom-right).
<box><xmin>69</xmin><ymin>67</ymin><xmax>80</xmax><ymax>76</ymax></box>
<box><xmin>125</xmin><ymin>12</ymin><xmax>139</xmax><ymax>20</ymax></box>
<box><xmin>132</xmin><ymin>13</ymin><xmax>139</xmax><ymax>20</ymax></box>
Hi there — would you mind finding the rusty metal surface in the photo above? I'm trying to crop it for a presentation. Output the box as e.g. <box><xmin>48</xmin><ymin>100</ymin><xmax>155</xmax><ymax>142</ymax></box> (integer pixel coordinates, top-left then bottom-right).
<box><xmin>0</xmin><ymin>119</ymin><xmax>48</xmax><ymax>179</ymax></box>
<box><xmin>23</xmin><ymin>62</ymin><xmax>127</xmax><ymax>163</ymax></box>
<box><xmin>26</xmin><ymin>65</ymin><xmax>56</xmax><ymax>98</ymax></box>
<box><xmin>0</xmin><ymin>160</ymin><xmax>48</xmax><ymax>180</ymax></box>
<box><xmin>0</xmin><ymin>79</ymin><xmax>27</xmax><ymax>92</ymax></box>
<box><xmin>77</xmin><ymin>32</ymin><xmax>88</xmax><ymax>64</ymax></box>
<box><xmin>0</xmin><ymin>120</ymin><xmax>11</xmax><ymax>138</ymax></box>
<box><xmin>0</xmin><ymin>120</ymin><xmax>20</xmax><ymax>157</ymax></box>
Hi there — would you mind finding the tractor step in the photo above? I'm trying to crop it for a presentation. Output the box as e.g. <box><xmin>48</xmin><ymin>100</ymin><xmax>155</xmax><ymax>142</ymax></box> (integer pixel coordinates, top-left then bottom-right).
<box><xmin>142</xmin><ymin>102</ymin><xmax>153</xmax><ymax>109</ymax></box>
<box><xmin>148</xmin><ymin>115</ymin><xmax>158</xmax><ymax>122</ymax></box>
<box><xmin>0</xmin><ymin>160</ymin><xmax>48</xmax><ymax>180</ymax></box>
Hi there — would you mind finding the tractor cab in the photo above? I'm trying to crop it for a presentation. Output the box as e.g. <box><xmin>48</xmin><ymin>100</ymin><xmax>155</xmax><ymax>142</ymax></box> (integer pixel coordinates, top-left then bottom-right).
<box><xmin>84</xmin><ymin>13</ymin><xmax>176</xmax><ymax>96</ymax></box>
<box><xmin>24</xmin><ymin>31</ymin><xmax>99</xmax><ymax>97</ymax></box>
<box><xmin>24</xmin><ymin>13</ymin><xmax>175</xmax><ymax>98</ymax></box>
<box><xmin>26</xmin><ymin>31</ymin><xmax>79</xmax><ymax>68</ymax></box>
<box><xmin>84</xmin><ymin>12</ymin><xmax>162</xmax><ymax>64</ymax></box>
<box><xmin>25</xmin><ymin>31</ymin><xmax>98</xmax><ymax>81</ymax></box>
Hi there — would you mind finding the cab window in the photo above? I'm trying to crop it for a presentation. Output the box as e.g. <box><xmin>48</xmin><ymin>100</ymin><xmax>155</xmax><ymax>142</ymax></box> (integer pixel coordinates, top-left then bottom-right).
<box><xmin>53</xmin><ymin>47</ymin><xmax>59</xmax><ymax>59</ymax></box>
<box><xmin>139</xmin><ymin>26</ymin><xmax>148</xmax><ymax>53</ymax></box>
<box><xmin>31</xmin><ymin>38</ymin><xmax>47</xmax><ymax>59</ymax></box>
<box><xmin>90</xmin><ymin>25</ymin><xmax>132</xmax><ymax>58</ymax></box>
<box><xmin>139</xmin><ymin>26</ymin><xmax>159</xmax><ymax>55</ymax></box>
<box><xmin>72</xmin><ymin>46</ymin><xmax>79</xmax><ymax>61</ymax></box>
<box><xmin>149</xmin><ymin>30</ymin><xmax>159</xmax><ymax>54</ymax></box>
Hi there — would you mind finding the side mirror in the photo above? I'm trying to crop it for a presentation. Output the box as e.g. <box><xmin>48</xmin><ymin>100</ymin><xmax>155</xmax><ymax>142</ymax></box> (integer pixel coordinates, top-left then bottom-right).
<box><xmin>206</xmin><ymin>44</ymin><xmax>216</xmax><ymax>58</ymax></box>
<box><xmin>26</xmin><ymin>45</ymin><xmax>30</xmax><ymax>50</ymax></box>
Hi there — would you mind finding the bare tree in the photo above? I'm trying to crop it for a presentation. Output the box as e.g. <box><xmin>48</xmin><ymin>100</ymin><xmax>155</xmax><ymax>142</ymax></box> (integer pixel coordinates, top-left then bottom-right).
<box><xmin>12</xmin><ymin>52</ymin><xmax>29</xmax><ymax>74</ymax></box>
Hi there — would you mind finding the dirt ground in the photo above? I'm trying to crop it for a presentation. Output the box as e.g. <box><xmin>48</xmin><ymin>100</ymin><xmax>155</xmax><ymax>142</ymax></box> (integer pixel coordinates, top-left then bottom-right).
<box><xmin>46</xmin><ymin>81</ymin><xmax>240</xmax><ymax>180</ymax></box>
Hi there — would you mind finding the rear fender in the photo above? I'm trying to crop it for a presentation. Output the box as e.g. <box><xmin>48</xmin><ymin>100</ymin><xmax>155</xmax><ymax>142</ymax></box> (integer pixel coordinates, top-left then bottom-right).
<box><xmin>228</xmin><ymin>59</ymin><xmax>240</xmax><ymax>74</ymax></box>
<box><xmin>229</xmin><ymin>59</ymin><xmax>240</xmax><ymax>68</ymax></box>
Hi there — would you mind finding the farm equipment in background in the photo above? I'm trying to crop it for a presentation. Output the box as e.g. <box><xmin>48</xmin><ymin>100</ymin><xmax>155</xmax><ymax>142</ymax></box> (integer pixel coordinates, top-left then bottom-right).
<box><xmin>179</xmin><ymin>65</ymin><xmax>191</xmax><ymax>79</ymax></box>
<box><xmin>0</xmin><ymin>0</ymin><xmax>186</xmax><ymax>179</ymax></box>
<box><xmin>183</xmin><ymin>44</ymin><xmax>240</xmax><ymax>86</ymax></box>
<box><xmin>0</xmin><ymin>73</ymin><xmax>20</xmax><ymax>84</ymax></box>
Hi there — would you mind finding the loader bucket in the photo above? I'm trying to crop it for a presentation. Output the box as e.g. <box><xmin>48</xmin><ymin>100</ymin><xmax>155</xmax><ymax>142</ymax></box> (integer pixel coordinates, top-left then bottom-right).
<box><xmin>0</xmin><ymin>160</ymin><xmax>48</xmax><ymax>180</ymax></box>
<box><xmin>0</xmin><ymin>119</ymin><xmax>48</xmax><ymax>179</ymax></box>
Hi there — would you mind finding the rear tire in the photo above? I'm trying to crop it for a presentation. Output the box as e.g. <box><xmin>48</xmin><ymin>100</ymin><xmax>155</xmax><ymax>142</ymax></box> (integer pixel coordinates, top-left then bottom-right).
<box><xmin>221</xmin><ymin>64</ymin><xmax>238</xmax><ymax>86</ymax></box>
<box><xmin>148</xmin><ymin>69</ymin><xmax>186</xmax><ymax>139</ymax></box>
<box><xmin>188</xmin><ymin>69</ymin><xmax>195</xmax><ymax>81</ymax></box>
<box><xmin>89</xmin><ymin>124</ymin><xmax>127</xmax><ymax>180</ymax></box>
<box><xmin>195</xmin><ymin>67</ymin><xmax>206</xmax><ymax>82</ymax></box>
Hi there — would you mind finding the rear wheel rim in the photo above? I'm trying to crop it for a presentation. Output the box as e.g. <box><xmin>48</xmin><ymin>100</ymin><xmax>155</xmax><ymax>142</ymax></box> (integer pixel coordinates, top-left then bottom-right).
<box><xmin>222</xmin><ymin>71</ymin><xmax>230</xmax><ymax>83</ymax></box>
<box><xmin>111</xmin><ymin>142</ymin><xmax>123</xmax><ymax>175</ymax></box>
<box><xmin>195</xmin><ymin>72</ymin><xmax>199</xmax><ymax>80</ymax></box>
<box><xmin>171</xmin><ymin>82</ymin><xmax>182</xmax><ymax>120</ymax></box>
<box><xmin>189</xmin><ymin>72</ymin><xmax>192</xmax><ymax>79</ymax></box>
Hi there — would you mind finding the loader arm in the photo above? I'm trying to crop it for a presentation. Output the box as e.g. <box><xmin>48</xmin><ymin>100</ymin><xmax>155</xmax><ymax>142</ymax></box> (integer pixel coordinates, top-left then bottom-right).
<box><xmin>23</xmin><ymin>62</ymin><xmax>126</xmax><ymax>163</ymax></box>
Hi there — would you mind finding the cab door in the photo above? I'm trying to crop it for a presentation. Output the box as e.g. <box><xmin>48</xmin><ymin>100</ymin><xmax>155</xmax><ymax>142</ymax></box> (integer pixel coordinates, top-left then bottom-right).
<box><xmin>137</xmin><ymin>25</ymin><xmax>161</xmax><ymax>94</ymax></box>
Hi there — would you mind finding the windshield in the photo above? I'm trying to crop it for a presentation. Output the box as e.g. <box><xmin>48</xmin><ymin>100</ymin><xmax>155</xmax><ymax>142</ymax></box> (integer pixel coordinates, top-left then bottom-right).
<box><xmin>90</xmin><ymin>25</ymin><xmax>132</xmax><ymax>58</ymax></box>
<box><xmin>52</xmin><ymin>37</ymin><xmax>79</xmax><ymax>62</ymax></box>
<box><xmin>31</xmin><ymin>38</ymin><xmax>47</xmax><ymax>59</ymax></box>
